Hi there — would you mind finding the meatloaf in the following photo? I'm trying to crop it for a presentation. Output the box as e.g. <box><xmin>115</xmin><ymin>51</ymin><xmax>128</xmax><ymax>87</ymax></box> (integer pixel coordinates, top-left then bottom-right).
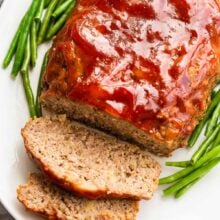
<box><xmin>21</xmin><ymin>116</ymin><xmax>160</xmax><ymax>200</ymax></box>
<box><xmin>17</xmin><ymin>173</ymin><xmax>139</xmax><ymax>220</ymax></box>
<box><xmin>41</xmin><ymin>0</ymin><xmax>220</xmax><ymax>156</ymax></box>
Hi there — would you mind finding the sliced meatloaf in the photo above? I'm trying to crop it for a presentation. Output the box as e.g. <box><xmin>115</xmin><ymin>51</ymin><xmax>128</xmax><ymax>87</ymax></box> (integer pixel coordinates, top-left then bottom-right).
<box><xmin>17</xmin><ymin>173</ymin><xmax>139</xmax><ymax>220</ymax></box>
<box><xmin>41</xmin><ymin>0</ymin><xmax>220</xmax><ymax>156</ymax></box>
<box><xmin>21</xmin><ymin>116</ymin><xmax>160</xmax><ymax>200</ymax></box>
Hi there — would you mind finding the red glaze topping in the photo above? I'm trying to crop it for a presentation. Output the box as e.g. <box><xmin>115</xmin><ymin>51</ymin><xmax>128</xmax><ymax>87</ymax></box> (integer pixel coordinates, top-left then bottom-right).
<box><xmin>45</xmin><ymin>0</ymin><xmax>220</xmax><ymax>142</ymax></box>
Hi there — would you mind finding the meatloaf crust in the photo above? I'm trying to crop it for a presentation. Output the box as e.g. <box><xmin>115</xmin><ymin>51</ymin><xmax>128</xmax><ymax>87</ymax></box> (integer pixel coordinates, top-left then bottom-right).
<box><xmin>41</xmin><ymin>0</ymin><xmax>220</xmax><ymax>156</ymax></box>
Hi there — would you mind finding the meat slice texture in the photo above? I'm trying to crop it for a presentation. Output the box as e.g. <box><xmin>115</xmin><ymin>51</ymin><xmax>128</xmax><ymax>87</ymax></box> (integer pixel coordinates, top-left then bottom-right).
<box><xmin>21</xmin><ymin>116</ymin><xmax>161</xmax><ymax>200</ymax></box>
<box><xmin>17</xmin><ymin>173</ymin><xmax>139</xmax><ymax>220</ymax></box>
<box><xmin>41</xmin><ymin>0</ymin><xmax>220</xmax><ymax>156</ymax></box>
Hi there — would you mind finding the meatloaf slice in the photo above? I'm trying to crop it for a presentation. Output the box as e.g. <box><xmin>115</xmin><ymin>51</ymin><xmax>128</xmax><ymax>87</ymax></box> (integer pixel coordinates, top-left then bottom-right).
<box><xmin>17</xmin><ymin>173</ymin><xmax>139</xmax><ymax>220</ymax></box>
<box><xmin>41</xmin><ymin>0</ymin><xmax>220</xmax><ymax>156</ymax></box>
<box><xmin>21</xmin><ymin>116</ymin><xmax>160</xmax><ymax>200</ymax></box>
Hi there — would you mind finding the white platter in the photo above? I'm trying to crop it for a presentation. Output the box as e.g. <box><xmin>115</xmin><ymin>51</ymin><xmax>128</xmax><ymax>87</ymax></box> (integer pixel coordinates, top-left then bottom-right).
<box><xmin>0</xmin><ymin>1</ymin><xmax>220</xmax><ymax>220</ymax></box>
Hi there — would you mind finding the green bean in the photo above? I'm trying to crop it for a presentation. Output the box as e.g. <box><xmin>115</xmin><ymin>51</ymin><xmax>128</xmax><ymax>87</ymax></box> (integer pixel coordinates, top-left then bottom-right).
<box><xmin>188</xmin><ymin>90</ymin><xmax>220</xmax><ymax>148</ymax></box>
<box><xmin>46</xmin><ymin>0</ymin><xmax>76</xmax><ymax>40</ymax></box>
<box><xmin>159</xmin><ymin>145</ymin><xmax>220</xmax><ymax>185</ymax></box>
<box><xmin>21</xmin><ymin>70</ymin><xmax>36</xmax><ymax>118</ymax></box>
<box><xmin>54</xmin><ymin>0</ymin><xmax>71</xmax><ymax>9</ymax></box>
<box><xmin>52</xmin><ymin>0</ymin><xmax>73</xmax><ymax>18</ymax></box>
<box><xmin>2</xmin><ymin>15</ymin><xmax>27</xmax><ymax>68</ymax></box>
<box><xmin>44</xmin><ymin>0</ymin><xmax>51</xmax><ymax>8</ymax></box>
<box><xmin>11</xmin><ymin>0</ymin><xmax>41</xmax><ymax>77</ymax></box>
<box><xmin>54</xmin><ymin>0</ymin><xmax>67</xmax><ymax>8</ymax></box>
<box><xmin>175</xmin><ymin>178</ymin><xmax>200</xmax><ymax>199</ymax></box>
<box><xmin>213</xmin><ymin>132</ymin><xmax>220</xmax><ymax>148</ymax></box>
<box><xmin>21</xmin><ymin>38</ymin><xmax>36</xmax><ymax>118</ymax></box>
<box><xmin>37</xmin><ymin>0</ymin><xmax>59</xmax><ymax>44</ymax></box>
<box><xmin>35</xmin><ymin>0</ymin><xmax>45</xmax><ymax>23</ymax></box>
<box><xmin>205</xmin><ymin>90</ymin><xmax>220</xmax><ymax>116</ymax></box>
<box><xmin>165</xmin><ymin>160</ymin><xmax>191</xmax><ymax>168</ymax></box>
<box><xmin>191</xmin><ymin>124</ymin><xmax>220</xmax><ymax>164</ymax></box>
<box><xmin>35</xmin><ymin>51</ymin><xmax>49</xmax><ymax>117</ymax></box>
<box><xmin>21</xmin><ymin>35</ymin><xmax>31</xmax><ymax>73</ymax></box>
<box><xmin>205</xmin><ymin>103</ymin><xmax>220</xmax><ymax>136</ymax></box>
<box><xmin>30</xmin><ymin>21</ymin><xmax>38</xmax><ymax>66</ymax></box>
<box><xmin>211</xmin><ymin>90</ymin><xmax>217</xmax><ymax>100</ymax></box>
<box><xmin>163</xmin><ymin>158</ymin><xmax>220</xmax><ymax>196</ymax></box>
<box><xmin>188</xmin><ymin>119</ymin><xmax>206</xmax><ymax>148</ymax></box>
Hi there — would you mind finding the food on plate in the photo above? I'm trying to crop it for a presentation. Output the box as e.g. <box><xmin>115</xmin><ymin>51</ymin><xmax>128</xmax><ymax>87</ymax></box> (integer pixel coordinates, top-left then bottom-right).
<box><xmin>160</xmin><ymin>90</ymin><xmax>220</xmax><ymax>198</ymax></box>
<box><xmin>0</xmin><ymin>0</ymin><xmax>219</xmax><ymax>218</ymax></box>
<box><xmin>160</xmin><ymin>145</ymin><xmax>220</xmax><ymax>197</ymax></box>
<box><xmin>22</xmin><ymin>116</ymin><xmax>160</xmax><ymax>200</ymax></box>
<box><xmin>188</xmin><ymin>90</ymin><xmax>220</xmax><ymax>148</ymax></box>
<box><xmin>36</xmin><ymin>51</ymin><xmax>49</xmax><ymax>117</ymax></box>
<box><xmin>162</xmin><ymin>157</ymin><xmax>220</xmax><ymax>197</ymax></box>
<box><xmin>17</xmin><ymin>173</ymin><xmax>139</xmax><ymax>220</ymax></box>
<box><xmin>41</xmin><ymin>0</ymin><xmax>220</xmax><ymax>156</ymax></box>
<box><xmin>2</xmin><ymin>0</ymin><xmax>76</xmax><ymax>118</ymax></box>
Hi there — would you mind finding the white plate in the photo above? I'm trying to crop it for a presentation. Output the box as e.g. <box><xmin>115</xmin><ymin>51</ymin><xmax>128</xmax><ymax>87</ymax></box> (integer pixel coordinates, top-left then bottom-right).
<box><xmin>0</xmin><ymin>1</ymin><xmax>220</xmax><ymax>220</ymax></box>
